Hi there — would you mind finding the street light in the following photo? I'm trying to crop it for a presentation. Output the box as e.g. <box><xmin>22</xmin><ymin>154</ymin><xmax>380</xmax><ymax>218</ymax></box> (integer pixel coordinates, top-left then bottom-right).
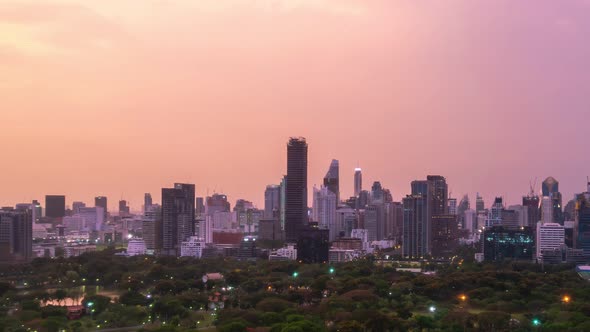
<box><xmin>562</xmin><ymin>295</ymin><xmax>571</xmax><ymax>303</ymax></box>
<box><xmin>429</xmin><ymin>305</ymin><xmax>436</xmax><ymax>313</ymax></box>
<box><xmin>292</xmin><ymin>272</ymin><xmax>298</xmax><ymax>278</ymax></box>
<box><xmin>329</xmin><ymin>267</ymin><xmax>335</xmax><ymax>274</ymax></box>
<box><xmin>532</xmin><ymin>318</ymin><xmax>541</xmax><ymax>327</ymax></box>
<box><xmin>459</xmin><ymin>294</ymin><xmax>467</xmax><ymax>302</ymax></box>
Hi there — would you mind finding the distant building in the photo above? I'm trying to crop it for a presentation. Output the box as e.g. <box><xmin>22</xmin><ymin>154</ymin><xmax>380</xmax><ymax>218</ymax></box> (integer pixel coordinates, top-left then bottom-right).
<box><xmin>144</xmin><ymin>193</ymin><xmax>153</xmax><ymax>212</ymax></box>
<box><xmin>119</xmin><ymin>200</ymin><xmax>130</xmax><ymax>216</ymax></box>
<box><xmin>354</xmin><ymin>168</ymin><xmax>362</xmax><ymax>197</ymax></box>
<box><xmin>206</xmin><ymin>194</ymin><xmax>230</xmax><ymax>216</ymax></box>
<box><xmin>536</xmin><ymin>222</ymin><xmax>565</xmax><ymax>261</ymax></box>
<box><xmin>482</xmin><ymin>226</ymin><xmax>534</xmax><ymax>262</ymax></box>
<box><xmin>95</xmin><ymin>196</ymin><xmax>108</xmax><ymax>219</ymax></box>
<box><xmin>264</xmin><ymin>185</ymin><xmax>281</xmax><ymax>219</ymax></box>
<box><xmin>402</xmin><ymin>194</ymin><xmax>429</xmax><ymax>258</ymax></box>
<box><xmin>161</xmin><ymin>183</ymin><xmax>195</xmax><ymax>256</ymax></box>
<box><xmin>258</xmin><ymin>219</ymin><xmax>283</xmax><ymax>241</ymax></box>
<box><xmin>313</xmin><ymin>186</ymin><xmax>337</xmax><ymax>241</ymax></box>
<box><xmin>448</xmin><ymin>198</ymin><xmax>457</xmax><ymax>215</ymax></box>
<box><xmin>127</xmin><ymin>239</ymin><xmax>147</xmax><ymax>256</ymax></box>
<box><xmin>0</xmin><ymin>208</ymin><xmax>32</xmax><ymax>262</ymax></box>
<box><xmin>45</xmin><ymin>195</ymin><xmax>66</xmax><ymax>219</ymax></box>
<box><xmin>296</xmin><ymin>223</ymin><xmax>329</xmax><ymax>263</ymax></box>
<box><xmin>180</xmin><ymin>236</ymin><xmax>205</xmax><ymax>258</ymax></box>
<box><xmin>269</xmin><ymin>245</ymin><xmax>297</xmax><ymax>261</ymax></box>
<box><xmin>323</xmin><ymin>159</ymin><xmax>340</xmax><ymax>204</ymax></box>
<box><xmin>336</xmin><ymin>206</ymin><xmax>357</xmax><ymax>238</ymax></box>
<box><xmin>72</xmin><ymin>201</ymin><xmax>86</xmax><ymax>215</ymax></box>
<box><xmin>431</xmin><ymin>215</ymin><xmax>458</xmax><ymax>258</ymax></box>
<box><xmin>285</xmin><ymin>137</ymin><xmax>308</xmax><ymax>242</ymax></box>
<box><xmin>237</xmin><ymin>236</ymin><xmax>258</xmax><ymax>261</ymax></box>
<box><xmin>576</xmin><ymin>192</ymin><xmax>590</xmax><ymax>259</ymax></box>
<box><xmin>523</xmin><ymin>195</ymin><xmax>540</xmax><ymax>228</ymax></box>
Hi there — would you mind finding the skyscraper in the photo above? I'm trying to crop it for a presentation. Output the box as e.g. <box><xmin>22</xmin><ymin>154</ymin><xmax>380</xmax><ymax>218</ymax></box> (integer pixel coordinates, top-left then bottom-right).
<box><xmin>285</xmin><ymin>137</ymin><xmax>308</xmax><ymax>242</ymax></box>
<box><xmin>476</xmin><ymin>193</ymin><xmax>485</xmax><ymax>214</ymax></box>
<box><xmin>576</xmin><ymin>191</ymin><xmax>590</xmax><ymax>259</ymax></box>
<box><xmin>0</xmin><ymin>207</ymin><xmax>32</xmax><ymax>262</ymax></box>
<box><xmin>323</xmin><ymin>159</ymin><xmax>340</xmax><ymax>204</ymax></box>
<box><xmin>427</xmin><ymin>175</ymin><xmax>448</xmax><ymax>215</ymax></box>
<box><xmin>144</xmin><ymin>193</ymin><xmax>153</xmax><ymax>211</ymax></box>
<box><xmin>402</xmin><ymin>194</ymin><xmax>429</xmax><ymax>258</ymax></box>
<box><xmin>371</xmin><ymin>181</ymin><xmax>384</xmax><ymax>203</ymax></box>
<box><xmin>313</xmin><ymin>186</ymin><xmax>338</xmax><ymax>241</ymax></box>
<box><xmin>95</xmin><ymin>196</ymin><xmax>108</xmax><ymax>219</ymax></box>
<box><xmin>264</xmin><ymin>184</ymin><xmax>281</xmax><ymax>219</ymax></box>
<box><xmin>542</xmin><ymin>176</ymin><xmax>563</xmax><ymax>224</ymax></box>
<box><xmin>161</xmin><ymin>183</ymin><xmax>195</xmax><ymax>256</ymax></box>
<box><xmin>119</xmin><ymin>200</ymin><xmax>130</xmax><ymax>215</ymax></box>
<box><xmin>205</xmin><ymin>194</ymin><xmax>230</xmax><ymax>216</ymax></box>
<box><xmin>523</xmin><ymin>194</ymin><xmax>540</xmax><ymax>228</ymax></box>
<box><xmin>45</xmin><ymin>195</ymin><xmax>66</xmax><ymax>218</ymax></box>
<box><xmin>72</xmin><ymin>201</ymin><xmax>86</xmax><ymax>214</ymax></box>
<box><xmin>542</xmin><ymin>177</ymin><xmax>559</xmax><ymax>197</ymax></box>
<box><xmin>354</xmin><ymin>168</ymin><xmax>362</xmax><ymax>197</ymax></box>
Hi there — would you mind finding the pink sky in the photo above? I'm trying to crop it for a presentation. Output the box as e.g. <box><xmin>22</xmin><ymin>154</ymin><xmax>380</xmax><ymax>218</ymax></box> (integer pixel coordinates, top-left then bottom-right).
<box><xmin>1</xmin><ymin>0</ymin><xmax>590</xmax><ymax>210</ymax></box>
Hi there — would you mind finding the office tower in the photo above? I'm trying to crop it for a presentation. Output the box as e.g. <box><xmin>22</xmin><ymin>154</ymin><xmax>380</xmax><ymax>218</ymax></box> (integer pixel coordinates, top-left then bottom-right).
<box><xmin>285</xmin><ymin>137</ymin><xmax>308</xmax><ymax>242</ymax></box>
<box><xmin>264</xmin><ymin>185</ymin><xmax>281</xmax><ymax>219</ymax></box>
<box><xmin>464</xmin><ymin>209</ymin><xmax>476</xmax><ymax>234</ymax></box>
<box><xmin>323</xmin><ymin>159</ymin><xmax>339</xmax><ymax>204</ymax></box>
<box><xmin>31</xmin><ymin>200</ymin><xmax>42</xmax><ymax>222</ymax></box>
<box><xmin>78</xmin><ymin>207</ymin><xmax>105</xmax><ymax>231</ymax></box>
<box><xmin>501</xmin><ymin>209</ymin><xmax>521</xmax><ymax>230</ymax></box>
<box><xmin>0</xmin><ymin>207</ymin><xmax>32</xmax><ymax>262</ymax></box>
<box><xmin>45</xmin><ymin>195</ymin><xmax>66</xmax><ymax>218</ymax></box>
<box><xmin>354</xmin><ymin>168</ymin><xmax>362</xmax><ymax>197</ymax></box>
<box><xmin>541</xmin><ymin>196</ymin><xmax>553</xmax><ymax>223</ymax></box>
<box><xmin>312</xmin><ymin>186</ymin><xmax>337</xmax><ymax>241</ymax></box>
<box><xmin>371</xmin><ymin>181</ymin><xmax>384</xmax><ymax>203</ymax></box>
<box><xmin>487</xmin><ymin>197</ymin><xmax>503</xmax><ymax>227</ymax></box>
<box><xmin>457</xmin><ymin>195</ymin><xmax>470</xmax><ymax>229</ymax></box>
<box><xmin>144</xmin><ymin>193</ymin><xmax>153</xmax><ymax>212</ymax></box>
<box><xmin>195</xmin><ymin>197</ymin><xmax>205</xmax><ymax>216</ymax></box>
<box><xmin>161</xmin><ymin>183</ymin><xmax>196</xmax><ymax>256</ymax></box>
<box><xmin>95</xmin><ymin>196</ymin><xmax>108</xmax><ymax>219</ymax></box>
<box><xmin>383</xmin><ymin>189</ymin><xmax>393</xmax><ymax>204</ymax></box>
<box><xmin>357</xmin><ymin>190</ymin><xmax>369</xmax><ymax>209</ymax></box>
<box><xmin>72</xmin><ymin>202</ymin><xmax>86</xmax><ymax>215</ymax></box>
<box><xmin>234</xmin><ymin>199</ymin><xmax>254</xmax><ymax>213</ymax></box>
<box><xmin>482</xmin><ymin>226</ymin><xmax>534</xmax><ymax>261</ymax></box>
<box><xmin>119</xmin><ymin>200</ymin><xmax>130</xmax><ymax>215</ymax></box>
<box><xmin>536</xmin><ymin>222</ymin><xmax>565</xmax><ymax>261</ymax></box>
<box><xmin>476</xmin><ymin>193</ymin><xmax>485</xmax><ymax>214</ymax></box>
<box><xmin>180</xmin><ymin>236</ymin><xmax>205</xmax><ymax>258</ymax></box>
<box><xmin>402</xmin><ymin>194</ymin><xmax>429</xmax><ymax>258</ymax></box>
<box><xmin>564</xmin><ymin>199</ymin><xmax>576</xmax><ymax>222</ymax></box>
<box><xmin>365</xmin><ymin>204</ymin><xmax>385</xmax><ymax>242</ymax></box>
<box><xmin>523</xmin><ymin>194</ymin><xmax>540</xmax><ymax>228</ymax></box>
<box><xmin>258</xmin><ymin>219</ymin><xmax>284</xmax><ymax>241</ymax></box>
<box><xmin>280</xmin><ymin>176</ymin><xmax>287</xmax><ymax>231</ymax></box>
<box><xmin>431</xmin><ymin>214</ymin><xmax>458</xmax><ymax>258</ymax></box>
<box><xmin>297</xmin><ymin>222</ymin><xmax>329</xmax><ymax>263</ymax></box>
<box><xmin>448</xmin><ymin>198</ymin><xmax>457</xmax><ymax>215</ymax></box>
<box><xmin>237</xmin><ymin>208</ymin><xmax>263</xmax><ymax>234</ymax></box>
<box><xmin>564</xmin><ymin>221</ymin><xmax>575</xmax><ymax>248</ymax></box>
<box><xmin>385</xmin><ymin>202</ymin><xmax>404</xmax><ymax>244</ymax></box>
<box><xmin>206</xmin><ymin>194</ymin><xmax>230</xmax><ymax>216</ymax></box>
<box><xmin>336</xmin><ymin>206</ymin><xmax>357</xmax><ymax>238</ymax></box>
<box><xmin>542</xmin><ymin>176</ymin><xmax>559</xmax><ymax>196</ymax></box>
<box><xmin>427</xmin><ymin>175</ymin><xmax>448</xmax><ymax>215</ymax></box>
<box><xmin>576</xmin><ymin>192</ymin><xmax>590</xmax><ymax>258</ymax></box>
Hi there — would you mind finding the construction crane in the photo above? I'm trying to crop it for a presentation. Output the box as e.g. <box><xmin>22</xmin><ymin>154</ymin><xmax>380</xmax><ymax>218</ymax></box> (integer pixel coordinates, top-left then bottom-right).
<box><xmin>529</xmin><ymin>177</ymin><xmax>538</xmax><ymax>197</ymax></box>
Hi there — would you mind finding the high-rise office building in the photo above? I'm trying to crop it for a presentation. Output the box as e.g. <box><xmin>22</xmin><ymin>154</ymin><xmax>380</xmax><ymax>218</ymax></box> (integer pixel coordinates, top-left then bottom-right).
<box><xmin>402</xmin><ymin>194</ymin><xmax>429</xmax><ymax>258</ymax></box>
<box><xmin>323</xmin><ymin>159</ymin><xmax>339</xmax><ymax>204</ymax></box>
<box><xmin>541</xmin><ymin>196</ymin><xmax>553</xmax><ymax>223</ymax></box>
<box><xmin>195</xmin><ymin>197</ymin><xmax>205</xmax><ymax>216</ymax></box>
<box><xmin>0</xmin><ymin>207</ymin><xmax>32</xmax><ymax>262</ymax></box>
<box><xmin>297</xmin><ymin>222</ymin><xmax>329</xmax><ymax>263</ymax></box>
<box><xmin>576</xmin><ymin>191</ymin><xmax>590</xmax><ymax>259</ymax></box>
<box><xmin>482</xmin><ymin>226</ymin><xmax>534</xmax><ymax>262</ymax></box>
<box><xmin>536</xmin><ymin>222</ymin><xmax>565</xmax><ymax>261</ymax></box>
<box><xmin>205</xmin><ymin>194</ymin><xmax>230</xmax><ymax>216</ymax></box>
<box><xmin>427</xmin><ymin>175</ymin><xmax>448</xmax><ymax>215</ymax></box>
<box><xmin>354</xmin><ymin>168</ymin><xmax>362</xmax><ymax>197</ymax></box>
<box><xmin>371</xmin><ymin>181</ymin><xmax>384</xmax><ymax>203</ymax></box>
<box><xmin>72</xmin><ymin>201</ymin><xmax>86</xmax><ymax>215</ymax></box>
<box><xmin>144</xmin><ymin>193</ymin><xmax>153</xmax><ymax>212</ymax></box>
<box><xmin>523</xmin><ymin>194</ymin><xmax>540</xmax><ymax>228</ymax></box>
<box><xmin>312</xmin><ymin>186</ymin><xmax>337</xmax><ymax>241</ymax></box>
<box><xmin>476</xmin><ymin>193</ymin><xmax>485</xmax><ymax>214</ymax></box>
<box><xmin>285</xmin><ymin>137</ymin><xmax>308</xmax><ymax>242</ymax></box>
<box><xmin>264</xmin><ymin>185</ymin><xmax>281</xmax><ymax>219</ymax></box>
<box><xmin>95</xmin><ymin>196</ymin><xmax>108</xmax><ymax>219</ymax></box>
<box><xmin>431</xmin><ymin>214</ymin><xmax>458</xmax><ymax>258</ymax></box>
<box><xmin>45</xmin><ymin>195</ymin><xmax>66</xmax><ymax>219</ymax></box>
<box><xmin>457</xmin><ymin>195</ymin><xmax>470</xmax><ymax>229</ymax></box>
<box><xmin>161</xmin><ymin>183</ymin><xmax>195</xmax><ymax>256</ymax></box>
<box><xmin>542</xmin><ymin>177</ymin><xmax>559</xmax><ymax>197</ymax></box>
<box><xmin>119</xmin><ymin>200</ymin><xmax>130</xmax><ymax>215</ymax></box>
<box><xmin>448</xmin><ymin>198</ymin><xmax>457</xmax><ymax>215</ymax></box>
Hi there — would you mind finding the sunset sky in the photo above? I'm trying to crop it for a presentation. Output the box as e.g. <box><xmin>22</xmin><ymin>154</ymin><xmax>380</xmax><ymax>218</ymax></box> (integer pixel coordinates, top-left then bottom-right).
<box><xmin>2</xmin><ymin>0</ymin><xmax>590</xmax><ymax>211</ymax></box>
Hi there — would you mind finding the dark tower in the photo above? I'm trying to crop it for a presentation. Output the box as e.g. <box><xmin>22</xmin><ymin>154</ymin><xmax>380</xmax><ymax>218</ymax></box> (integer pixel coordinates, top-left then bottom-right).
<box><xmin>323</xmin><ymin>159</ymin><xmax>339</xmax><ymax>204</ymax></box>
<box><xmin>285</xmin><ymin>137</ymin><xmax>308</xmax><ymax>242</ymax></box>
<box><xmin>161</xmin><ymin>183</ymin><xmax>195</xmax><ymax>256</ymax></box>
<box><xmin>45</xmin><ymin>195</ymin><xmax>66</xmax><ymax>218</ymax></box>
<box><xmin>95</xmin><ymin>196</ymin><xmax>108</xmax><ymax>219</ymax></box>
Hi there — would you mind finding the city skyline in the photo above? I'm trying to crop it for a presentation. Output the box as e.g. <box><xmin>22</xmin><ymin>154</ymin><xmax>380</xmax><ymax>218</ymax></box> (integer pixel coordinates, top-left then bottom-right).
<box><xmin>3</xmin><ymin>1</ymin><xmax>590</xmax><ymax>209</ymax></box>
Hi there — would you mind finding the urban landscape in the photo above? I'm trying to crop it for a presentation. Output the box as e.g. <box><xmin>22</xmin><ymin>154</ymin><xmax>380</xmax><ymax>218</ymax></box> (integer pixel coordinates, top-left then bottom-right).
<box><xmin>3</xmin><ymin>1</ymin><xmax>590</xmax><ymax>331</ymax></box>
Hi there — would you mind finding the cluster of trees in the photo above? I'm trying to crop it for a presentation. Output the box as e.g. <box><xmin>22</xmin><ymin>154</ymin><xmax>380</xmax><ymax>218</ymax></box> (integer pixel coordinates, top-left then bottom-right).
<box><xmin>1</xmin><ymin>248</ymin><xmax>590</xmax><ymax>331</ymax></box>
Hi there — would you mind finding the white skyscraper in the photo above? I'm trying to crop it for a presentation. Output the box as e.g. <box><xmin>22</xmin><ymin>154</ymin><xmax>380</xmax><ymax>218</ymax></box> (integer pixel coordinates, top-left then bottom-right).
<box><xmin>536</xmin><ymin>222</ymin><xmax>565</xmax><ymax>260</ymax></box>
<box><xmin>313</xmin><ymin>186</ymin><xmax>337</xmax><ymax>241</ymax></box>
<box><xmin>354</xmin><ymin>168</ymin><xmax>362</xmax><ymax>197</ymax></box>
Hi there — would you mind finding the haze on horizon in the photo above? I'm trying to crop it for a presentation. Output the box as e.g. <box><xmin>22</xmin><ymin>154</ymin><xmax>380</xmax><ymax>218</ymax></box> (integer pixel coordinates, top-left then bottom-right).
<box><xmin>1</xmin><ymin>0</ymin><xmax>590</xmax><ymax>210</ymax></box>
